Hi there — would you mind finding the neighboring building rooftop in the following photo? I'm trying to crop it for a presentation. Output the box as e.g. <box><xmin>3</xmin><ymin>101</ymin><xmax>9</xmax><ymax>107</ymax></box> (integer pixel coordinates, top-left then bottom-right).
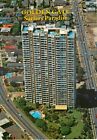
<box><xmin>0</xmin><ymin>18</ymin><xmax>12</xmax><ymax>24</ymax></box>
<box><xmin>3</xmin><ymin>24</ymin><xmax>13</xmax><ymax>28</ymax></box>
<box><xmin>0</xmin><ymin>27</ymin><xmax>11</xmax><ymax>33</ymax></box>
<box><xmin>7</xmin><ymin>62</ymin><xmax>23</xmax><ymax>69</ymax></box>
<box><xmin>0</xmin><ymin>118</ymin><xmax>10</xmax><ymax>127</ymax></box>
<box><xmin>8</xmin><ymin>76</ymin><xmax>24</xmax><ymax>84</ymax></box>
<box><xmin>0</xmin><ymin>127</ymin><xmax>6</xmax><ymax>133</ymax></box>
<box><xmin>7</xmin><ymin>56</ymin><xmax>17</xmax><ymax>63</ymax></box>
<box><xmin>54</xmin><ymin>0</ymin><xmax>66</xmax><ymax>6</ymax></box>
<box><xmin>55</xmin><ymin>105</ymin><xmax>67</xmax><ymax>110</ymax></box>
<box><xmin>0</xmin><ymin>131</ymin><xmax>4</xmax><ymax>140</ymax></box>
<box><xmin>4</xmin><ymin>45</ymin><xmax>16</xmax><ymax>50</ymax></box>
<box><xmin>86</xmin><ymin>0</ymin><xmax>97</xmax><ymax>3</ymax></box>
<box><xmin>0</xmin><ymin>3</ymin><xmax>6</xmax><ymax>8</ymax></box>
<box><xmin>86</xmin><ymin>0</ymin><xmax>97</xmax><ymax>11</ymax></box>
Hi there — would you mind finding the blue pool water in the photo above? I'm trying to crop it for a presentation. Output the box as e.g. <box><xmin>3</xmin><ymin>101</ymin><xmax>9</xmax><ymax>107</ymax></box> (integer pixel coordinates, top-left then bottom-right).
<box><xmin>5</xmin><ymin>73</ymin><xmax>12</xmax><ymax>78</ymax></box>
<box><xmin>29</xmin><ymin>111</ymin><xmax>42</xmax><ymax>119</ymax></box>
<box><xmin>23</xmin><ymin>26</ymin><xmax>28</xmax><ymax>31</ymax></box>
<box><xmin>68</xmin><ymin>31</ymin><xmax>74</xmax><ymax>38</ymax></box>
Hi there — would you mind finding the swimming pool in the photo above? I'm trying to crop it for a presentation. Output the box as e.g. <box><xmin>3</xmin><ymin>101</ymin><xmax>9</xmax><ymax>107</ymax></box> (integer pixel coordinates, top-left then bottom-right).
<box><xmin>5</xmin><ymin>73</ymin><xmax>12</xmax><ymax>78</ymax></box>
<box><xmin>29</xmin><ymin>111</ymin><xmax>42</xmax><ymax>119</ymax></box>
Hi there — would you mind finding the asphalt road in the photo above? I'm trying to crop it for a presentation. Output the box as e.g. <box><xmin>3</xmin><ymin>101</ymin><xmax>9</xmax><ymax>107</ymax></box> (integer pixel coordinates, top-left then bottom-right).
<box><xmin>89</xmin><ymin>108</ymin><xmax>97</xmax><ymax>138</ymax></box>
<box><xmin>0</xmin><ymin>83</ymin><xmax>47</xmax><ymax>140</ymax></box>
<box><xmin>72</xmin><ymin>0</ymin><xmax>97</xmax><ymax>91</ymax></box>
<box><xmin>72</xmin><ymin>0</ymin><xmax>97</xmax><ymax>138</ymax></box>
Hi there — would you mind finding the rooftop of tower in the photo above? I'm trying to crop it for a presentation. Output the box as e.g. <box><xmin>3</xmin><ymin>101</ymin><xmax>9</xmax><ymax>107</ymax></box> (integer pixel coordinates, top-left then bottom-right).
<box><xmin>22</xmin><ymin>22</ymin><xmax>75</xmax><ymax>38</ymax></box>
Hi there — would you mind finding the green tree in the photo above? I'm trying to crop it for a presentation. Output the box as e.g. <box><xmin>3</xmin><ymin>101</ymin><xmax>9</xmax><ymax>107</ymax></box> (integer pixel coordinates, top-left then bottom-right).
<box><xmin>67</xmin><ymin>119</ymin><xmax>75</xmax><ymax>127</ymax></box>
<box><xmin>52</xmin><ymin>113</ymin><xmax>59</xmax><ymax>121</ymax></box>
<box><xmin>18</xmin><ymin>42</ymin><xmax>22</xmax><ymax>49</ymax></box>
<box><xmin>34</xmin><ymin>0</ymin><xmax>36</xmax><ymax>8</ymax></box>
<box><xmin>27</xmin><ymin>0</ymin><xmax>30</xmax><ymax>8</ymax></box>
<box><xmin>83</xmin><ymin>124</ymin><xmax>89</xmax><ymax>132</ymax></box>
<box><xmin>5</xmin><ymin>0</ymin><xmax>11</xmax><ymax>7</ymax></box>
<box><xmin>60</xmin><ymin>126</ymin><xmax>71</xmax><ymax>135</ymax></box>
<box><xmin>0</xmin><ymin>11</ymin><xmax>6</xmax><ymax>17</ymax></box>
<box><xmin>48</xmin><ymin>123</ymin><xmax>60</xmax><ymax>138</ymax></box>
<box><xmin>49</xmin><ymin>0</ymin><xmax>51</xmax><ymax>6</ymax></box>
<box><xmin>95</xmin><ymin>61</ymin><xmax>97</xmax><ymax>72</ymax></box>
<box><xmin>77</xmin><ymin>67</ymin><xmax>85</xmax><ymax>81</ymax></box>
<box><xmin>43</xmin><ymin>0</ymin><xmax>45</xmax><ymax>8</ymax></box>
<box><xmin>23</xmin><ymin>106</ymin><xmax>33</xmax><ymax>112</ymax></box>
<box><xmin>60</xmin><ymin>117</ymin><xmax>75</xmax><ymax>127</ymax></box>
<box><xmin>11</xmin><ymin>23</ymin><xmax>21</xmax><ymax>35</ymax></box>
<box><xmin>48</xmin><ymin>123</ymin><xmax>60</xmax><ymax>132</ymax></box>
<box><xmin>16</xmin><ymin>97</ymin><xmax>26</xmax><ymax>108</ymax></box>
<box><xmin>36</xmin><ymin>102</ymin><xmax>40</xmax><ymax>108</ymax></box>
<box><xmin>18</xmin><ymin>0</ymin><xmax>22</xmax><ymax>8</ymax></box>
<box><xmin>4</xmin><ymin>79</ymin><xmax>9</xmax><ymax>86</ymax></box>
<box><xmin>36</xmin><ymin>119</ymin><xmax>48</xmax><ymax>131</ymax></box>
<box><xmin>10</xmin><ymin>81</ymin><xmax>19</xmax><ymax>87</ymax></box>
<box><xmin>26</xmin><ymin>102</ymin><xmax>36</xmax><ymax>110</ymax></box>
<box><xmin>36</xmin><ymin>119</ymin><xmax>44</xmax><ymax>127</ymax></box>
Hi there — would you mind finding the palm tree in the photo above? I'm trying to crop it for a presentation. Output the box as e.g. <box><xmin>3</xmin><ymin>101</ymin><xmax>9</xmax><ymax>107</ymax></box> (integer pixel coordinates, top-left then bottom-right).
<box><xmin>49</xmin><ymin>0</ymin><xmax>50</xmax><ymax>6</ymax></box>
<box><xmin>43</xmin><ymin>0</ymin><xmax>45</xmax><ymax>8</ymax></box>
<box><xmin>34</xmin><ymin>0</ymin><xmax>36</xmax><ymax>8</ymax></box>
<box><xmin>27</xmin><ymin>0</ymin><xmax>30</xmax><ymax>8</ymax></box>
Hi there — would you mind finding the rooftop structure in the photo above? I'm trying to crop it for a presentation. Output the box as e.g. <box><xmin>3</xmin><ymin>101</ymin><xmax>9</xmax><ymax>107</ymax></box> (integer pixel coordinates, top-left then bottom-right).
<box><xmin>22</xmin><ymin>23</ymin><xmax>75</xmax><ymax>36</ymax></box>
<box><xmin>8</xmin><ymin>76</ymin><xmax>24</xmax><ymax>84</ymax></box>
<box><xmin>4</xmin><ymin>45</ymin><xmax>16</xmax><ymax>50</ymax></box>
<box><xmin>0</xmin><ymin>127</ymin><xmax>6</xmax><ymax>133</ymax></box>
<box><xmin>0</xmin><ymin>27</ymin><xmax>11</xmax><ymax>33</ymax></box>
<box><xmin>0</xmin><ymin>18</ymin><xmax>12</xmax><ymax>24</ymax></box>
<box><xmin>86</xmin><ymin>0</ymin><xmax>97</xmax><ymax>11</ymax></box>
<box><xmin>55</xmin><ymin>105</ymin><xmax>67</xmax><ymax>110</ymax></box>
<box><xmin>7</xmin><ymin>56</ymin><xmax>17</xmax><ymax>63</ymax></box>
<box><xmin>0</xmin><ymin>131</ymin><xmax>5</xmax><ymax>140</ymax></box>
<box><xmin>54</xmin><ymin>0</ymin><xmax>67</xmax><ymax>6</ymax></box>
<box><xmin>7</xmin><ymin>62</ymin><xmax>23</xmax><ymax>69</ymax></box>
<box><xmin>0</xmin><ymin>118</ymin><xmax>10</xmax><ymax>127</ymax></box>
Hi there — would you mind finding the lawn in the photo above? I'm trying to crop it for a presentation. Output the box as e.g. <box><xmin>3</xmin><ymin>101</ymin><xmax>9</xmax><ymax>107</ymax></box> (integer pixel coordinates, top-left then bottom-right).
<box><xmin>13</xmin><ymin>97</ymin><xmax>86</xmax><ymax>139</ymax></box>
<box><xmin>66</xmin><ymin>110</ymin><xmax>84</xmax><ymax>139</ymax></box>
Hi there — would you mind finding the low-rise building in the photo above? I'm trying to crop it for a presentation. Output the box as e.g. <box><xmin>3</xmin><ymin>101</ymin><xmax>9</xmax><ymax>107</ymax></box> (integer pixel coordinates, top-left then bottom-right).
<box><xmin>0</xmin><ymin>129</ymin><xmax>6</xmax><ymax>140</ymax></box>
<box><xmin>86</xmin><ymin>0</ymin><xmax>97</xmax><ymax>11</ymax></box>
<box><xmin>0</xmin><ymin>27</ymin><xmax>11</xmax><ymax>33</ymax></box>
<box><xmin>7</xmin><ymin>62</ymin><xmax>23</xmax><ymax>70</ymax></box>
<box><xmin>4</xmin><ymin>45</ymin><xmax>16</xmax><ymax>51</ymax></box>
<box><xmin>0</xmin><ymin>17</ymin><xmax>12</xmax><ymax>24</ymax></box>
<box><xmin>8</xmin><ymin>76</ymin><xmax>24</xmax><ymax>86</ymax></box>
<box><xmin>0</xmin><ymin>118</ymin><xmax>10</xmax><ymax>140</ymax></box>
<box><xmin>0</xmin><ymin>118</ymin><xmax>10</xmax><ymax>127</ymax></box>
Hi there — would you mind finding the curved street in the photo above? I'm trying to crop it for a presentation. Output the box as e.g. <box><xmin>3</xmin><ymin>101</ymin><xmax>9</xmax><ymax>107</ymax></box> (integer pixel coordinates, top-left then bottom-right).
<box><xmin>0</xmin><ymin>83</ymin><xmax>47</xmax><ymax>140</ymax></box>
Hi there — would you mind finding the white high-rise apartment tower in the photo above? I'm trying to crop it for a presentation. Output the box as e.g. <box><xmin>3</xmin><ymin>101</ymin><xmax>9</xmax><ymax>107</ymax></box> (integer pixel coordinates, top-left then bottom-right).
<box><xmin>21</xmin><ymin>23</ymin><xmax>76</xmax><ymax>108</ymax></box>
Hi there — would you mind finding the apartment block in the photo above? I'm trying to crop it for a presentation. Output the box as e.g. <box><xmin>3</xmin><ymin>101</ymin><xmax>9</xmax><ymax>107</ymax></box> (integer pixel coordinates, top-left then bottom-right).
<box><xmin>21</xmin><ymin>23</ymin><xmax>76</xmax><ymax>108</ymax></box>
